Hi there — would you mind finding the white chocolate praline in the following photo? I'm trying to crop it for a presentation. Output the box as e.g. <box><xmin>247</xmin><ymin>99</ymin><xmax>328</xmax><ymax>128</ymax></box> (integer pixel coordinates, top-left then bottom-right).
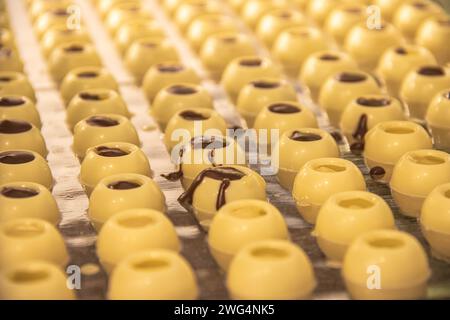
<box><xmin>0</xmin><ymin>119</ymin><xmax>48</xmax><ymax>157</ymax></box>
<box><xmin>306</xmin><ymin>0</ymin><xmax>340</xmax><ymax>26</ymax></box>
<box><xmin>29</xmin><ymin>0</ymin><xmax>73</xmax><ymax>23</ymax></box>
<box><xmin>105</xmin><ymin>2</ymin><xmax>152</xmax><ymax>35</ymax></box>
<box><xmin>0</xmin><ymin>218</ymin><xmax>69</xmax><ymax>270</ymax></box>
<box><xmin>256</xmin><ymin>8</ymin><xmax>306</xmax><ymax>48</ymax></box>
<box><xmin>313</xmin><ymin>191</ymin><xmax>396</xmax><ymax>265</ymax></box>
<box><xmin>421</xmin><ymin>182</ymin><xmax>450</xmax><ymax>262</ymax></box>
<box><xmin>292</xmin><ymin>157</ymin><xmax>366</xmax><ymax>224</ymax></box>
<box><xmin>324</xmin><ymin>3</ymin><xmax>366</xmax><ymax>45</ymax></box>
<box><xmin>272</xmin><ymin>128</ymin><xmax>340</xmax><ymax>191</ymax></box>
<box><xmin>344</xmin><ymin>22</ymin><xmax>405</xmax><ymax>71</ymax></box>
<box><xmin>0</xmin><ymin>71</ymin><xmax>36</xmax><ymax>103</ymax></box>
<box><xmin>241</xmin><ymin>0</ymin><xmax>289</xmax><ymax>29</ymax></box>
<box><xmin>0</xmin><ymin>261</ymin><xmax>75</xmax><ymax>300</ymax></box>
<box><xmin>227</xmin><ymin>240</ymin><xmax>316</xmax><ymax>300</ymax></box>
<box><xmin>163</xmin><ymin>108</ymin><xmax>228</xmax><ymax>152</ymax></box>
<box><xmin>376</xmin><ymin>45</ymin><xmax>437</xmax><ymax>98</ymax></box>
<box><xmin>342</xmin><ymin>230</ymin><xmax>430</xmax><ymax>299</ymax></box>
<box><xmin>34</xmin><ymin>8</ymin><xmax>72</xmax><ymax>39</ymax></box>
<box><xmin>200</xmin><ymin>31</ymin><xmax>256</xmax><ymax>80</ymax></box>
<box><xmin>60</xmin><ymin>66</ymin><xmax>119</xmax><ymax>105</ymax></box>
<box><xmin>221</xmin><ymin>55</ymin><xmax>282</xmax><ymax>103</ymax></box>
<box><xmin>236</xmin><ymin>78</ymin><xmax>297</xmax><ymax>127</ymax></box>
<box><xmin>390</xmin><ymin>149</ymin><xmax>450</xmax><ymax>218</ymax></box>
<box><xmin>340</xmin><ymin>94</ymin><xmax>406</xmax><ymax>145</ymax></box>
<box><xmin>151</xmin><ymin>83</ymin><xmax>214</xmax><ymax>131</ymax></box>
<box><xmin>80</xmin><ymin>142</ymin><xmax>152</xmax><ymax>195</ymax></box>
<box><xmin>299</xmin><ymin>50</ymin><xmax>358</xmax><ymax>102</ymax></box>
<box><xmin>186</xmin><ymin>13</ymin><xmax>237</xmax><ymax>52</ymax></box>
<box><xmin>393</xmin><ymin>0</ymin><xmax>444</xmax><ymax>41</ymax></box>
<box><xmin>88</xmin><ymin>173</ymin><xmax>166</xmax><ymax>230</ymax></box>
<box><xmin>0</xmin><ymin>46</ymin><xmax>24</xmax><ymax>73</ymax></box>
<box><xmin>426</xmin><ymin>89</ymin><xmax>450</xmax><ymax>151</ymax></box>
<box><xmin>208</xmin><ymin>200</ymin><xmax>289</xmax><ymax>270</ymax></box>
<box><xmin>66</xmin><ymin>89</ymin><xmax>131</xmax><ymax>130</ymax></box>
<box><xmin>178</xmin><ymin>165</ymin><xmax>267</xmax><ymax>229</ymax></box>
<box><xmin>0</xmin><ymin>95</ymin><xmax>42</xmax><ymax>128</ymax></box>
<box><xmin>97</xmin><ymin>208</ymin><xmax>180</xmax><ymax>273</ymax></box>
<box><xmin>174</xmin><ymin>0</ymin><xmax>222</xmax><ymax>32</ymax></box>
<box><xmin>0</xmin><ymin>150</ymin><xmax>54</xmax><ymax>189</ymax></box>
<box><xmin>41</xmin><ymin>24</ymin><xmax>91</xmax><ymax>58</ymax></box>
<box><xmin>114</xmin><ymin>20</ymin><xmax>164</xmax><ymax>56</ymax></box>
<box><xmin>372</xmin><ymin>0</ymin><xmax>405</xmax><ymax>22</ymax></box>
<box><xmin>0</xmin><ymin>182</ymin><xmax>60</xmax><ymax>225</ymax></box>
<box><xmin>272</xmin><ymin>26</ymin><xmax>330</xmax><ymax>77</ymax></box>
<box><xmin>142</xmin><ymin>62</ymin><xmax>200</xmax><ymax>103</ymax></box>
<box><xmin>400</xmin><ymin>65</ymin><xmax>450</xmax><ymax>120</ymax></box>
<box><xmin>48</xmin><ymin>42</ymin><xmax>102</xmax><ymax>83</ymax></box>
<box><xmin>319</xmin><ymin>70</ymin><xmax>383</xmax><ymax>127</ymax></box>
<box><xmin>73</xmin><ymin>114</ymin><xmax>140</xmax><ymax>159</ymax></box>
<box><xmin>254</xmin><ymin>101</ymin><xmax>318</xmax><ymax>148</ymax></box>
<box><xmin>416</xmin><ymin>16</ymin><xmax>450</xmax><ymax>65</ymax></box>
<box><xmin>108</xmin><ymin>249</ymin><xmax>199</xmax><ymax>300</ymax></box>
<box><xmin>162</xmin><ymin>135</ymin><xmax>247</xmax><ymax>190</ymax></box>
<box><xmin>124</xmin><ymin>36</ymin><xmax>179</xmax><ymax>84</ymax></box>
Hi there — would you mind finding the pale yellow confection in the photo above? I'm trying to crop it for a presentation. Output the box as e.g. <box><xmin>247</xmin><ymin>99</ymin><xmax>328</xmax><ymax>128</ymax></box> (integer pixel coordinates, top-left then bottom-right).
<box><xmin>174</xmin><ymin>0</ymin><xmax>222</xmax><ymax>32</ymax></box>
<box><xmin>108</xmin><ymin>249</ymin><xmax>199</xmax><ymax>300</ymax></box>
<box><xmin>66</xmin><ymin>89</ymin><xmax>131</xmax><ymax>130</ymax></box>
<box><xmin>60</xmin><ymin>66</ymin><xmax>119</xmax><ymax>106</ymax></box>
<box><xmin>0</xmin><ymin>46</ymin><xmax>23</xmax><ymax>73</ymax></box>
<box><xmin>29</xmin><ymin>0</ymin><xmax>74</xmax><ymax>22</ymax></box>
<box><xmin>41</xmin><ymin>25</ymin><xmax>91</xmax><ymax>58</ymax></box>
<box><xmin>416</xmin><ymin>16</ymin><xmax>450</xmax><ymax>65</ymax></box>
<box><xmin>426</xmin><ymin>89</ymin><xmax>450</xmax><ymax>150</ymax></box>
<box><xmin>208</xmin><ymin>200</ymin><xmax>289</xmax><ymax>270</ymax></box>
<box><xmin>178</xmin><ymin>165</ymin><xmax>267</xmax><ymax>229</ymax></box>
<box><xmin>306</xmin><ymin>0</ymin><xmax>340</xmax><ymax>26</ymax></box>
<box><xmin>0</xmin><ymin>71</ymin><xmax>36</xmax><ymax>103</ymax></box>
<box><xmin>73</xmin><ymin>114</ymin><xmax>140</xmax><ymax>159</ymax></box>
<box><xmin>340</xmin><ymin>94</ymin><xmax>406</xmax><ymax>145</ymax></box>
<box><xmin>142</xmin><ymin>62</ymin><xmax>200</xmax><ymax>103</ymax></box>
<box><xmin>200</xmin><ymin>31</ymin><xmax>256</xmax><ymax>79</ymax></box>
<box><xmin>80</xmin><ymin>142</ymin><xmax>152</xmax><ymax>195</ymax></box>
<box><xmin>299</xmin><ymin>50</ymin><xmax>358</xmax><ymax>102</ymax></box>
<box><xmin>124</xmin><ymin>36</ymin><xmax>179</xmax><ymax>84</ymax></box>
<box><xmin>0</xmin><ymin>261</ymin><xmax>75</xmax><ymax>300</ymax></box>
<box><xmin>151</xmin><ymin>83</ymin><xmax>214</xmax><ymax>131</ymax></box>
<box><xmin>319</xmin><ymin>70</ymin><xmax>382</xmax><ymax>127</ymax></box>
<box><xmin>88</xmin><ymin>173</ymin><xmax>166</xmax><ymax>230</ymax></box>
<box><xmin>105</xmin><ymin>1</ymin><xmax>152</xmax><ymax>35</ymax></box>
<box><xmin>221</xmin><ymin>55</ymin><xmax>282</xmax><ymax>103</ymax></box>
<box><xmin>0</xmin><ymin>95</ymin><xmax>42</xmax><ymax>129</ymax></box>
<box><xmin>372</xmin><ymin>0</ymin><xmax>406</xmax><ymax>22</ymax></box>
<box><xmin>227</xmin><ymin>240</ymin><xmax>316</xmax><ymax>300</ymax></box>
<box><xmin>186</xmin><ymin>14</ymin><xmax>237</xmax><ymax>52</ymax></box>
<box><xmin>48</xmin><ymin>42</ymin><xmax>102</xmax><ymax>83</ymax></box>
<box><xmin>163</xmin><ymin>108</ymin><xmax>227</xmax><ymax>152</ymax></box>
<box><xmin>0</xmin><ymin>182</ymin><xmax>60</xmax><ymax>225</ymax></box>
<box><xmin>272</xmin><ymin>128</ymin><xmax>340</xmax><ymax>191</ymax></box>
<box><xmin>342</xmin><ymin>230</ymin><xmax>430</xmax><ymax>299</ymax></box>
<box><xmin>114</xmin><ymin>20</ymin><xmax>164</xmax><ymax>56</ymax></box>
<box><xmin>241</xmin><ymin>0</ymin><xmax>289</xmax><ymax>29</ymax></box>
<box><xmin>256</xmin><ymin>8</ymin><xmax>306</xmax><ymax>48</ymax></box>
<box><xmin>34</xmin><ymin>9</ymin><xmax>72</xmax><ymax>40</ymax></box>
<box><xmin>0</xmin><ymin>150</ymin><xmax>54</xmax><ymax>189</ymax></box>
<box><xmin>97</xmin><ymin>208</ymin><xmax>180</xmax><ymax>272</ymax></box>
<box><xmin>364</xmin><ymin>121</ymin><xmax>432</xmax><ymax>183</ymax></box>
<box><xmin>344</xmin><ymin>22</ymin><xmax>405</xmax><ymax>71</ymax></box>
<box><xmin>400</xmin><ymin>65</ymin><xmax>450</xmax><ymax>120</ymax></box>
<box><xmin>0</xmin><ymin>119</ymin><xmax>48</xmax><ymax>157</ymax></box>
<box><xmin>292</xmin><ymin>157</ymin><xmax>366</xmax><ymax>224</ymax></box>
<box><xmin>376</xmin><ymin>44</ymin><xmax>437</xmax><ymax>98</ymax></box>
<box><xmin>0</xmin><ymin>218</ymin><xmax>69</xmax><ymax>270</ymax></box>
<box><xmin>314</xmin><ymin>191</ymin><xmax>396</xmax><ymax>265</ymax></box>
<box><xmin>324</xmin><ymin>4</ymin><xmax>366</xmax><ymax>45</ymax></box>
<box><xmin>272</xmin><ymin>26</ymin><xmax>329</xmax><ymax>77</ymax></box>
<box><xmin>421</xmin><ymin>182</ymin><xmax>450</xmax><ymax>262</ymax></box>
<box><xmin>390</xmin><ymin>149</ymin><xmax>450</xmax><ymax>217</ymax></box>
<box><xmin>236</xmin><ymin>78</ymin><xmax>297</xmax><ymax>127</ymax></box>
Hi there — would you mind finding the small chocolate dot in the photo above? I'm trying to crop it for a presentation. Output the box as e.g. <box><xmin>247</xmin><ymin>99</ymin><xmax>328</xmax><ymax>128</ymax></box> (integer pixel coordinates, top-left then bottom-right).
<box><xmin>64</xmin><ymin>45</ymin><xmax>84</xmax><ymax>53</ymax></box>
<box><xmin>107</xmin><ymin>181</ymin><xmax>141</xmax><ymax>190</ymax></box>
<box><xmin>0</xmin><ymin>97</ymin><xmax>25</xmax><ymax>107</ymax></box>
<box><xmin>418</xmin><ymin>66</ymin><xmax>445</xmax><ymax>76</ymax></box>
<box><xmin>268</xmin><ymin>103</ymin><xmax>300</xmax><ymax>114</ymax></box>
<box><xmin>77</xmin><ymin>71</ymin><xmax>99</xmax><ymax>78</ymax></box>
<box><xmin>320</xmin><ymin>54</ymin><xmax>339</xmax><ymax>61</ymax></box>
<box><xmin>95</xmin><ymin>146</ymin><xmax>129</xmax><ymax>157</ymax></box>
<box><xmin>167</xmin><ymin>85</ymin><xmax>197</xmax><ymax>95</ymax></box>
<box><xmin>336</xmin><ymin>72</ymin><xmax>367</xmax><ymax>82</ymax></box>
<box><xmin>356</xmin><ymin>97</ymin><xmax>391</xmax><ymax>107</ymax></box>
<box><xmin>0</xmin><ymin>76</ymin><xmax>13</xmax><ymax>82</ymax></box>
<box><xmin>290</xmin><ymin>131</ymin><xmax>322</xmax><ymax>141</ymax></box>
<box><xmin>0</xmin><ymin>119</ymin><xmax>32</xmax><ymax>134</ymax></box>
<box><xmin>251</xmin><ymin>80</ymin><xmax>280</xmax><ymax>89</ymax></box>
<box><xmin>179</xmin><ymin>110</ymin><xmax>209</xmax><ymax>121</ymax></box>
<box><xmin>0</xmin><ymin>151</ymin><xmax>35</xmax><ymax>164</ymax></box>
<box><xmin>157</xmin><ymin>64</ymin><xmax>184</xmax><ymax>73</ymax></box>
<box><xmin>1</xmin><ymin>186</ymin><xmax>39</xmax><ymax>198</ymax></box>
<box><xmin>79</xmin><ymin>92</ymin><xmax>105</xmax><ymax>101</ymax></box>
<box><xmin>395</xmin><ymin>47</ymin><xmax>408</xmax><ymax>55</ymax></box>
<box><xmin>369</xmin><ymin>166</ymin><xmax>386</xmax><ymax>180</ymax></box>
<box><xmin>239</xmin><ymin>58</ymin><xmax>262</xmax><ymax>67</ymax></box>
<box><xmin>350</xmin><ymin>141</ymin><xmax>365</xmax><ymax>155</ymax></box>
<box><xmin>86</xmin><ymin>116</ymin><xmax>119</xmax><ymax>127</ymax></box>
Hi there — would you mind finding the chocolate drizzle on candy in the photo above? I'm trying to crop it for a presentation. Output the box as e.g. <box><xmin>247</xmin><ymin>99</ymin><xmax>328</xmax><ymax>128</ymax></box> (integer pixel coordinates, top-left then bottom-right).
<box><xmin>290</xmin><ymin>131</ymin><xmax>322</xmax><ymax>141</ymax></box>
<box><xmin>178</xmin><ymin>166</ymin><xmax>246</xmax><ymax>211</ymax></box>
<box><xmin>336</xmin><ymin>72</ymin><xmax>366</xmax><ymax>83</ymax></box>
<box><xmin>350</xmin><ymin>114</ymin><xmax>368</xmax><ymax>155</ymax></box>
<box><xmin>320</xmin><ymin>54</ymin><xmax>339</xmax><ymax>61</ymax></box>
<box><xmin>86</xmin><ymin>116</ymin><xmax>119</xmax><ymax>127</ymax></box>
<box><xmin>0</xmin><ymin>151</ymin><xmax>35</xmax><ymax>164</ymax></box>
<box><xmin>162</xmin><ymin>136</ymin><xmax>229</xmax><ymax>182</ymax></box>
<box><xmin>0</xmin><ymin>119</ymin><xmax>32</xmax><ymax>134</ymax></box>
<box><xmin>356</xmin><ymin>97</ymin><xmax>391</xmax><ymax>107</ymax></box>
<box><xmin>369</xmin><ymin>166</ymin><xmax>386</xmax><ymax>181</ymax></box>
<box><xmin>268</xmin><ymin>103</ymin><xmax>300</xmax><ymax>114</ymax></box>
<box><xmin>418</xmin><ymin>66</ymin><xmax>445</xmax><ymax>76</ymax></box>
<box><xmin>107</xmin><ymin>181</ymin><xmax>141</xmax><ymax>190</ymax></box>
<box><xmin>239</xmin><ymin>58</ymin><xmax>262</xmax><ymax>67</ymax></box>
<box><xmin>0</xmin><ymin>97</ymin><xmax>25</xmax><ymax>107</ymax></box>
<box><xmin>167</xmin><ymin>85</ymin><xmax>197</xmax><ymax>95</ymax></box>
<box><xmin>1</xmin><ymin>186</ymin><xmax>39</xmax><ymax>198</ymax></box>
<box><xmin>179</xmin><ymin>110</ymin><xmax>209</xmax><ymax>121</ymax></box>
<box><xmin>77</xmin><ymin>71</ymin><xmax>99</xmax><ymax>78</ymax></box>
<box><xmin>95</xmin><ymin>146</ymin><xmax>129</xmax><ymax>157</ymax></box>
<box><xmin>252</xmin><ymin>80</ymin><xmax>280</xmax><ymax>89</ymax></box>
<box><xmin>157</xmin><ymin>64</ymin><xmax>184</xmax><ymax>73</ymax></box>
